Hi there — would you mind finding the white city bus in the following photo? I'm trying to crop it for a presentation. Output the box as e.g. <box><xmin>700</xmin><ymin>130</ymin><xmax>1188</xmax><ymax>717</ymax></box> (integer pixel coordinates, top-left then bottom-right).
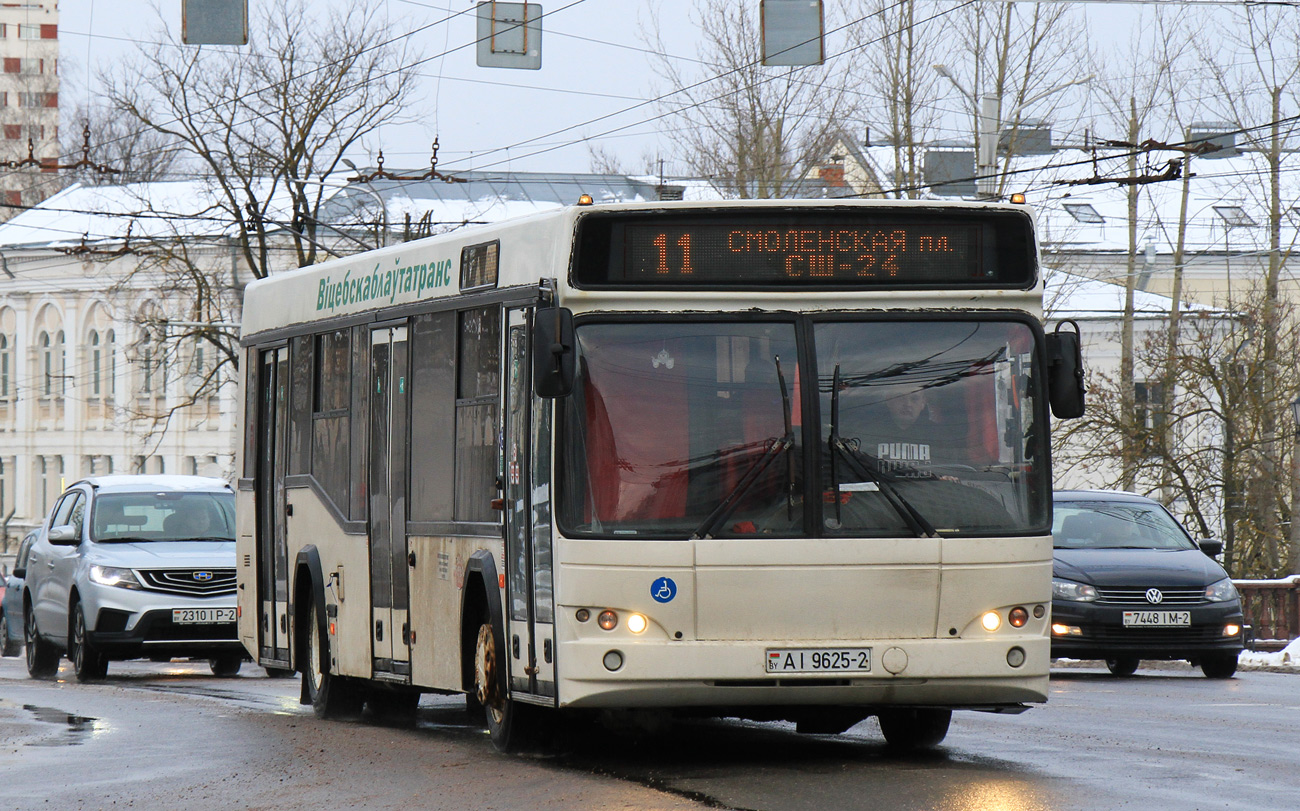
<box><xmin>235</xmin><ymin>198</ymin><xmax>1084</xmax><ymax>751</ymax></box>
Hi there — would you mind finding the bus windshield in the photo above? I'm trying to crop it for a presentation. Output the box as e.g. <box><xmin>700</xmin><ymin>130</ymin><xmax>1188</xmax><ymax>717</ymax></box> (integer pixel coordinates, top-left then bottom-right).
<box><xmin>557</xmin><ymin>318</ymin><xmax>1048</xmax><ymax>539</ymax></box>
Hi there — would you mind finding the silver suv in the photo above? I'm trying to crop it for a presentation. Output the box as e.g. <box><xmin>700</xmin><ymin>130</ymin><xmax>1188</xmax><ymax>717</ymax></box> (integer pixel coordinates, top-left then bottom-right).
<box><xmin>23</xmin><ymin>475</ymin><xmax>245</xmax><ymax>681</ymax></box>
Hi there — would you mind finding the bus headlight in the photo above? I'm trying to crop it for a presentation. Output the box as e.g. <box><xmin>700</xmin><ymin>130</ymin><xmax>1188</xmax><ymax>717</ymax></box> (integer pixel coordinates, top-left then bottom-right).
<box><xmin>981</xmin><ymin>611</ymin><xmax>1002</xmax><ymax>632</ymax></box>
<box><xmin>626</xmin><ymin>613</ymin><xmax>647</xmax><ymax>634</ymax></box>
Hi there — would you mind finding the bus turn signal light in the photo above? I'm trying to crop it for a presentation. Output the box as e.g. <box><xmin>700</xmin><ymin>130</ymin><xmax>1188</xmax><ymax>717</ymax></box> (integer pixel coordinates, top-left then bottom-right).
<box><xmin>598</xmin><ymin>610</ymin><xmax>618</xmax><ymax>631</ymax></box>
<box><xmin>1009</xmin><ymin>607</ymin><xmax>1029</xmax><ymax>627</ymax></box>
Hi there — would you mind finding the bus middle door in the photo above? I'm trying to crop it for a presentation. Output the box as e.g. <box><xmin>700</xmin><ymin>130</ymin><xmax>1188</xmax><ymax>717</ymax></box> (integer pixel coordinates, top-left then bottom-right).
<box><xmin>504</xmin><ymin>308</ymin><xmax>556</xmax><ymax>702</ymax></box>
<box><xmin>255</xmin><ymin>346</ymin><xmax>291</xmax><ymax>667</ymax></box>
<box><xmin>369</xmin><ymin>325</ymin><xmax>411</xmax><ymax>678</ymax></box>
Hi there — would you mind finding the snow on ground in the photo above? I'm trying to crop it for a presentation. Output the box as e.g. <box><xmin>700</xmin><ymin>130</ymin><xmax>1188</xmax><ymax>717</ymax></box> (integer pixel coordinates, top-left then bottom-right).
<box><xmin>1240</xmin><ymin>637</ymin><xmax>1300</xmax><ymax>670</ymax></box>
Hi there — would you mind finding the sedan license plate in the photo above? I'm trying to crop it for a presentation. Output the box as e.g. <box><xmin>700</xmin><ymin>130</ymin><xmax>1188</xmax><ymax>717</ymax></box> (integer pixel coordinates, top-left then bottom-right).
<box><xmin>1122</xmin><ymin>610</ymin><xmax>1190</xmax><ymax>627</ymax></box>
<box><xmin>172</xmin><ymin>608</ymin><xmax>237</xmax><ymax>625</ymax></box>
<box><xmin>767</xmin><ymin>647</ymin><xmax>871</xmax><ymax>674</ymax></box>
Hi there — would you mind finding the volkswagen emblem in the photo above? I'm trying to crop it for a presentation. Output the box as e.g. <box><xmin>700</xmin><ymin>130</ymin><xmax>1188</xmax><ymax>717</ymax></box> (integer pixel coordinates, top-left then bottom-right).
<box><xmin>1145</xmin><ymin>588</ymin><xmax>1164</xmax><ymax>604</ymax></box>
<box><xmin>193</xmin><ymin>571</ymin><xmax>214</xmax><ymax>582</ymax></box>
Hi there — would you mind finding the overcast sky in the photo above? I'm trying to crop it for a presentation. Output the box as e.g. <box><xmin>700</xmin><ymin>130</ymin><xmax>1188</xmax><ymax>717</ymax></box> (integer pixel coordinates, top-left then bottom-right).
<box><xmin>51</xmin><ymin>1</ymin><xmax>1237</xmax><ymax>179</ymax></box>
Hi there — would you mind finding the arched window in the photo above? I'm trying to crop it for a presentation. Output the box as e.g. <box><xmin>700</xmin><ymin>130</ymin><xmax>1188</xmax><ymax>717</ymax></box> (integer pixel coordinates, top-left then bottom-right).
<box><xmin>40</xmin><ymin>331</ymin><xmax>51</xmax><ymax>395</ymax></box>
<box><xmin>55</xmin><ymin>330</ymin><xmax>66</xmax><ymax>395</ymax></box>
<box><xmin>106</xmin><ymin>329</ymin><xmax>116</xmax><ymax>397</ymax></box>
<box><xmin>0</xmin><ymin>334</ymin><xmax>9</xmax><ymax>398</ymax></box>
<box><xmin>91</xmin><ymin>331</ymin><xmax>102</xmax><ymax>396</ymax></box>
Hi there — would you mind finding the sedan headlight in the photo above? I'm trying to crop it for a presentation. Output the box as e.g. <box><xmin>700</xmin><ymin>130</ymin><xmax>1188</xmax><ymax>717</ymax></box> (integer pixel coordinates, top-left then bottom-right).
<box><xmin>89</xmin><ymin>565</ymin><xmax>144</xmax><ymax>590</ymax></box>
<box><xmin>1052</xmin><ymin>577</ymin><xmax>1098</xmax><ymax>602</ymax></box>
<box><xmin>1204</xmin><ymin>577</ymin><xmax>1238</xmax><ymax>603</ymax></box>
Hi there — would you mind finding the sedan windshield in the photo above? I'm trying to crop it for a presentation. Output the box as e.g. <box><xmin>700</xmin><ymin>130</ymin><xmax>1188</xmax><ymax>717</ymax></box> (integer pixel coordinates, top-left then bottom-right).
<box><xmin>1053</xmin><ymin>500</ymin><xmax>1197</xmax><ymax>550</ymax></box>
<box><xmin>557</xmin><ymin>318</ymin><xmax>1047</xmax><ymax>538</ymax></box>
<box><xmin>92</xmin><ymin>492</ymin><xmax>237</xmax><ymax>542</ymax></box>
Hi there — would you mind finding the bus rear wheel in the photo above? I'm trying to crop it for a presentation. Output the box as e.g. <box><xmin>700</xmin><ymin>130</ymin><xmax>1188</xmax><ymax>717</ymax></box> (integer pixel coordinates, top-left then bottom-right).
<box><xmin>305</xmin><ymin>596</ymin><xmax>362</xmax><ymax>719</ymax></box>
<box><xmin>877</xmin><ymin>708</ymin><xmax>951</xmax><ymax>750</ymax></box>
<box><xmin>473</xmin><ymin>620</ymin><xmax>542</xmax><ymax>752</ymax></box>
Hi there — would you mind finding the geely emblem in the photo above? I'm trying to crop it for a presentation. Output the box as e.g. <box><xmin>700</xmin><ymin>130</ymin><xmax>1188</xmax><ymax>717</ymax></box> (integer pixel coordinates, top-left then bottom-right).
<box><xmin>194</xmin><ymin>571</ymin><xmax>214</xmax><ymax>582</ymax></box>
<box><xmin>1145</xmin><ymin>588</ymin><xmax>1164</xmax><ymax>604</ymax></box>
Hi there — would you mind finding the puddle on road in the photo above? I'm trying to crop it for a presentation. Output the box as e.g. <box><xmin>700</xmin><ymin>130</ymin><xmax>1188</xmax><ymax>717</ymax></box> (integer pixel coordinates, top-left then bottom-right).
<box><xmin>22</xmin><ymin>704</ymin><xmax>99</xmax><ymax>747</ymax></box>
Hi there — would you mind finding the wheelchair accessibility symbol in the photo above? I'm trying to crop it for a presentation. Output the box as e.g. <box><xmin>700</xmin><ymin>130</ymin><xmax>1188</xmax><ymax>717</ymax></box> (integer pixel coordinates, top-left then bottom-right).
<box><xmin>651</xmin><ymin>577</ymin><xmax>677</xmax><ymax>603</ymax></box>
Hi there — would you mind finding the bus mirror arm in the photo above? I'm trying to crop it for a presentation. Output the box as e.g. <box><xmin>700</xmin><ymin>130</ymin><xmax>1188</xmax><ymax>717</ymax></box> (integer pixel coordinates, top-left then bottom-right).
<box><xmin>533</xmin><ymin>306</ymin><xmax>576</xmax><ymax>398</ymax></box>
<box><xmin>1046</xmin><ymin>320</ymin><xmax>1086</xmax><ymax>419</ymax></box>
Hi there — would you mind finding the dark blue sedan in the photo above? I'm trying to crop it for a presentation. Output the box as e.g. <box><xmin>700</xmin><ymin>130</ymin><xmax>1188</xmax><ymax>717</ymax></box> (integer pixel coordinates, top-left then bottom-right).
<box><xmin>1051</xmin><ymin>491</ymin><xmax>1245</xmax><ymax>678</ymax></box>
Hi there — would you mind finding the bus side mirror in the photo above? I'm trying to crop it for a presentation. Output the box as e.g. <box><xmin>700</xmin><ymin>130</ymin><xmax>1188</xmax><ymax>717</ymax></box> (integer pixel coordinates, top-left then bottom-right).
<box><xmin>533</xmin><ymin>306</ymin><xmax>575</xmax><ymax>398</ymax></box>
<box><xmin>1046</xmin><ymin>320</ymin><xmax>1085</xmax><ymax>419</ymax></box>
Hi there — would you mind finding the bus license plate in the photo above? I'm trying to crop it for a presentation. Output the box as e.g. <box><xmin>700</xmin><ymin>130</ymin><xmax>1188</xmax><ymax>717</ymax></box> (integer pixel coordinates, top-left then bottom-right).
<box><xmin>173</xmin><ymin>608</ymin><xmax>237</xmax><ymax>625</ymax></box>
<box><xmin>766</xmin><ymin>648</ymin><xmax>871</xmax><ymax>673</ymax></box>
<box><xmin>1122</xmin><ymin>611</ymin><xmax>1190</xmax><ymax>627</ymax></box>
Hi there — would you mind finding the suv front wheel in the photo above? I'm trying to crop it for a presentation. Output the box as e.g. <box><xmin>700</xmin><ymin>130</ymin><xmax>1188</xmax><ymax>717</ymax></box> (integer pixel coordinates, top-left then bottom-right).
<box><xmin>24</xmin><ymin>601</ymin><xmax>60</xmax><ymax>679</ymax></box>
<box><xmin>70</xmin><ymin>602</ymin><xmax>108</xmax><ymax>682</ymax></box>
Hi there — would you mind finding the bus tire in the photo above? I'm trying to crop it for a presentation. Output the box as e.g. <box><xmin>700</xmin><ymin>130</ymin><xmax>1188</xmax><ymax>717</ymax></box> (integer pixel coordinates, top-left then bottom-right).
<box><xmin>877</xmin><ymin>708</ymin><xmax>951</xmax><ymax>750</ymax></box>
<box><xmin>473</xmin><ymin>619</ymin><xmax>542</xmax><ymax>752</ymax></box>
<box><xmin>305</xmin><ymin>594</ymin><xmax>362</xmax><ymax>719</ymax></box>
<box><xmin>24</xmin><ymin>598</ymin><xmax>60</xmax><ymax>679</ymax></box>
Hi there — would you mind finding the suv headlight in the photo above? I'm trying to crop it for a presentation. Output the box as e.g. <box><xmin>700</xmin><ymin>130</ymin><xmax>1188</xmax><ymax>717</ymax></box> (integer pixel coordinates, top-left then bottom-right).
<box><xmin>1205</xmin><ymin>577</ymin><xmax>1238</xmax><ymax>602</ymax></box>
<box><xmin>1052</xmin><ymin>577</ymin><xmax>1098</xmax><ymax>602</ymax></box>
<box><xmin>89</xmin><ymin>565</ymin><xmax>144</xmax><ymax>590</ymax></box>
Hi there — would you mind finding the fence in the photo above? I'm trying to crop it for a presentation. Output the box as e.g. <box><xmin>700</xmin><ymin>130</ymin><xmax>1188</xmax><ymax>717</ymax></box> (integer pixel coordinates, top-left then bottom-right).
<box><xmin>1235</xmin><ymin>577</ymin><xmax>1300</xmax><ymax>651</ymax></box>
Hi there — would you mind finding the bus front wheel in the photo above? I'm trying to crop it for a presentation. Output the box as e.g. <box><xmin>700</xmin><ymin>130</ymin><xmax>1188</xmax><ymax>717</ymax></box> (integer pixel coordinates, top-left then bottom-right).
<box><xmin>473</xmin><ymin>620</ymin><xmax>542</xmax><ymax>752</ymax></box>
<box><xmin>305</xmin><ymin>596</ymin><xmax>363</xmax><ymax>719</ymax></box>
<box><xmin>877</xmin><ymin>708</ymin><xmax>952</xmax><ymax>750</ymax></box>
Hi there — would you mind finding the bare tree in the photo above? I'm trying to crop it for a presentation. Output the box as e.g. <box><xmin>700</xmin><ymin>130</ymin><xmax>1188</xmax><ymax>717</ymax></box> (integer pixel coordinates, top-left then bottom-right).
<box><xmin>643</xmin><ymin>0</ymin><xmax>858</xmax><ymax>198</ymax></box>
<box><xmin>1196</xmin><ymin>5</ymin><xmax>1300</xmax><ymax>573</ymax></box>
<box><xmin>93</xmin><ymin>0</ymin><xmax>421</xmax><ymax>430</ymax></box>
<box><xmin>846</xmin><ymin>0</ymin><xmax>946</xmax><ymax>198</ymax></box>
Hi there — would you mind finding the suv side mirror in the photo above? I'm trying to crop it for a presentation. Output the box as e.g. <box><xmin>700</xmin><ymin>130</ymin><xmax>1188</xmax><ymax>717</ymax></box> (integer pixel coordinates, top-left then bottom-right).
<box><xmin>1046</xmin><ymin>320</ymin><xmax>1086</xmax><ymax>419</ymax></box>
<box><xmin>12</xmin><ymin>566</ymin><xmax>24</xmax><ymax>578</ymax></box>
<box><xmin>1198</xmin><ymin>538</ymin><xmax>1224</xmax><ymax>557</ymax></box>
<box><xmin>47</xmin><ymin>525</ymin><xmax>79</xmax><ymax>546</ymax></box>
<box><xmin>532</xmin><ymin>306</ymin><xmax>575</xmax><ymax>398</ymax></box>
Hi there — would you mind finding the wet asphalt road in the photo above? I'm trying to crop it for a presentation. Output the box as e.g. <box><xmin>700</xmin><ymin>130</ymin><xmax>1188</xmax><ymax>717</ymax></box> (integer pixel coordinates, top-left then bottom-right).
<box><xmin>1</xmin><ymin>655</ymin><xmax>1297</xmax><ymax>811</ymax></box>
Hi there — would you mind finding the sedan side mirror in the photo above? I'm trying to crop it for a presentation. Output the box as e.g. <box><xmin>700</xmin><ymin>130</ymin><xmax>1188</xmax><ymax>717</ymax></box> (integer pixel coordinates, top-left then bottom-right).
<box><xmin>1197</xmin><ymin>538</ymin><xmax>1223</xmax><ymax>557</ymax></box>
<box><xmin>47</xmin><ymin>525</ymin><xmax>79</xmax><ymax>546</ymax></box>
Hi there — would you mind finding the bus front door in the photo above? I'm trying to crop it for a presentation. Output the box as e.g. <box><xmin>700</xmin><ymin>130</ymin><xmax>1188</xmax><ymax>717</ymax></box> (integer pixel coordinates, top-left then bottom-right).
<box><xmin>504</xmin><ymin>309</ymin><xmax>556</xmax><ymax>702</ymax></box>
<box><xmin>369</xmin><ymin>325</ymin><xmax>411</xmax><ymax>677</ymax></box>
<box><xmin>256</xmin><ymin>346</ymin><xmax>291</xmax><ymax>666</ymax></box>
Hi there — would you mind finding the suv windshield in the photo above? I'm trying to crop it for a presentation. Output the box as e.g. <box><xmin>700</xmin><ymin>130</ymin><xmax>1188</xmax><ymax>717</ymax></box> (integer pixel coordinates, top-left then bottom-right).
<box><xmin>557</xmin><ymin>318</ymin><xmax>1047</xmax><ymax>539</ymax></box>
<box><xmin>1053</xmin><ymin>500</ymin><xmax>1196</xmax><ymax>550</ymax></box>
<box><xmin>92</xmin><ymin>492</ymin><xmax>236</xmax><ymax>542</ymax></box>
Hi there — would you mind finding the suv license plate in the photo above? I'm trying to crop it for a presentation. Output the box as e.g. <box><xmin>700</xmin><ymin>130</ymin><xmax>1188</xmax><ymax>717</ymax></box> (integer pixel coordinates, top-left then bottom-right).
<box><xmin>766</xmin><ymin>648</ymin><xmax>871</xmax><ymax>673</ymax></box>
<box><xmin>173</xmin><ymin>608</ymin><xmax>237</xmax><ymax>625</ymax></box>
<box><xmin>1123</xmin><ymin>611</ymin><xmax>1190</xmax><ymax>627</ymax></box>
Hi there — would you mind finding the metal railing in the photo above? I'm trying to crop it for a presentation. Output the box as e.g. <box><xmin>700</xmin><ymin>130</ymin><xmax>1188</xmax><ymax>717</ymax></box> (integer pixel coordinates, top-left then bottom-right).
<box><xmin>1235</xmin><ymin>577</ymin><xmax>1300</xmax><ymax>651</ymax></box>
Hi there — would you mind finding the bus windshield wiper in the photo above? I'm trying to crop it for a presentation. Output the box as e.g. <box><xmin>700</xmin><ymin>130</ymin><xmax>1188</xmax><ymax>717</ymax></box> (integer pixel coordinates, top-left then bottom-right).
<box><xmin>691</xmin><ymin>355</ymin><xmax>796</xmax><ymax>540</ymax></box>
<box><xmin>827</xmin><ymin>365</ymin><xmax>937</xmax><ymax>539</ymax></box>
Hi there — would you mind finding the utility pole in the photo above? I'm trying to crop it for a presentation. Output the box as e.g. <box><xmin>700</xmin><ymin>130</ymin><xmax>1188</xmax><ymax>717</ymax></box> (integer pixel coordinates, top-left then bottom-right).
<box><xmin>1120</xmin><ymin>96</ymin><xmax>1138</xmax><ymax>491</ymax></box>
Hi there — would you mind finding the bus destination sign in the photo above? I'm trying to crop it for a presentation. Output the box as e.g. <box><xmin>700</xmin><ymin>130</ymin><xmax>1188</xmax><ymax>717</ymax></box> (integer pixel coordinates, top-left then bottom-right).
<box><xmin>573</xmin><ymin>211</ymin><xmax>1036</xmax><ymax>289</ymax></box>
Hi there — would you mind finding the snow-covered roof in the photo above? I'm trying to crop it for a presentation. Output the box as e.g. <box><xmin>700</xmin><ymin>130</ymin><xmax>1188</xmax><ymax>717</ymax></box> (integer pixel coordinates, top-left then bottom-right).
<box><xmin>1044</xmin><ymin>268</ymin><xmax>1227</xmax><ymax>321</ymax></box>
<box><xmin>0</xmin><ymin>180</ymin><xmax>319</xmax><ymax>248</ymax></box>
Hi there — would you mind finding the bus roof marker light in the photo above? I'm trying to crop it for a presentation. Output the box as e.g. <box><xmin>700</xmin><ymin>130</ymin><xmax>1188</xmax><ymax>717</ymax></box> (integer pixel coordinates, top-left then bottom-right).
<box><xmin>1010</xmin><ymin>192</ymin><xmax>1027</xmax><ymax>204</ymax></box>
<box><xmin>577</xmin><ymin>194</ymin><xmax>594</xmax><ymax>206</ymax></box>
